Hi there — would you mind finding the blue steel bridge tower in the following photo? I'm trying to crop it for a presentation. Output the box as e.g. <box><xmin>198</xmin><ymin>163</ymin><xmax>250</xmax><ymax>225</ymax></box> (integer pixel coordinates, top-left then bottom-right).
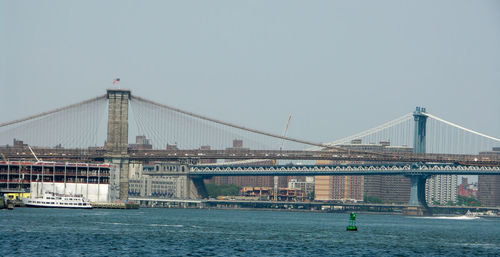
<box><xmin>413</xmin><ymin>107</ymin><xmax>427</xmax><ymax>155</ymax></box>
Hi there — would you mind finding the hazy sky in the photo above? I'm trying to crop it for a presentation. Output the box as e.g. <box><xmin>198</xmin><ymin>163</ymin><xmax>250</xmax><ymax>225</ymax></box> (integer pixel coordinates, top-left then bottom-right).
<box><xmin>1</xmin><ymin>0</ymin><xmax>499</xmax><ymax>144</ymax></box>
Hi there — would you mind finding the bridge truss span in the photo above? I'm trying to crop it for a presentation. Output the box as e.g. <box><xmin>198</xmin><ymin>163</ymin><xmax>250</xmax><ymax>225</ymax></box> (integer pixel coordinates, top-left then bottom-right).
<box><xmin>189</xmin><ymin>162</ymin><xmax>500</xmax><ymax>177</ymax></box>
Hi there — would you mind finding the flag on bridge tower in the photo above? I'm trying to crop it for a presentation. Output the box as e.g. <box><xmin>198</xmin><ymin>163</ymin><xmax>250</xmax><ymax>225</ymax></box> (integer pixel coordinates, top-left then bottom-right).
<box><xmin>113</xmin><ymin>78</ymin><xmax>120</xmax><ymax>85</ymax></box>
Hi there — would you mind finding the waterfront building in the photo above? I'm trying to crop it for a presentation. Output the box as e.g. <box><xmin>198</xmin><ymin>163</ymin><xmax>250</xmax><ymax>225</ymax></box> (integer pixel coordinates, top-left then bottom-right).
<box><xmin>425</xmin><ymin>175</ymin><xmax>458</xmax><ymax>205</ymax></box>
<box><xmin>0</xmin><ymin>160</ymin><xmax>111</xmax><ymax>202</ymax></box>
<box><xmin>240</xmin><ymin>186</ymin><xmax>306</xmax><ymax>201</ymax></box>
<box><xmin>314</xmin><ymin>160</ymin><xmax>364</xmax><ymax>202</ymax></box>
<box><xmin>129</xmin><ymin>162</ymin><xmax>188</xmax><ymax>198</ymax></box>
<box><xmin>288</xmin><ymin>177</ymin><xmax>314</xmax><ymax>196</ymax></box>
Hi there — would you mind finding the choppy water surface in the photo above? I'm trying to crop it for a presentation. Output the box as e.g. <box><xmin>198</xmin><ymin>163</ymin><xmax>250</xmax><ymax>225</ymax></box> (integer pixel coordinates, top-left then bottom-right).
<box><xmin>1</xmin><ymin>208</ymin><xmax>500</xmax><ymax>256</ymax></box>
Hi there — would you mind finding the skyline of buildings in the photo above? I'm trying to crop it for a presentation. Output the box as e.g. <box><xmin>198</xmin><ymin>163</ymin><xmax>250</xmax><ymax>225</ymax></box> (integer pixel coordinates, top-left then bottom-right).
<box><xmin>2</xmin><ymin>135</ymin><xmax>497</xmax><ymax>207</ymax></box>
<box><xmin>130</xmin><ymin>137</ymin><xmax>498</xmax><ymax>206</ymax></box>
<box><xmin>315</xmin><ymin>140</ymin><xmax>413</xmax><ymax>203</ymax></box>
<box><xmin>84</xmin><ymin>135</ymin><xmax>500</xmax><ymax>207</ymax></box>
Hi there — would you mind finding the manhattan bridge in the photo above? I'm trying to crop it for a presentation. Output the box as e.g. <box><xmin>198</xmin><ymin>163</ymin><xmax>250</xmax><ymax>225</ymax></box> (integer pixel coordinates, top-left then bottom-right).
<box><xmin>1</xmin><ymin>89</ymin><xmax>499</xmax><ymax>214</ymax></box>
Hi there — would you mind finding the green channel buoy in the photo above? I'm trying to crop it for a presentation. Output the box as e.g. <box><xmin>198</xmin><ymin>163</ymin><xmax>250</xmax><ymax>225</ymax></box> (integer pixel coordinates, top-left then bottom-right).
<box><xmin>346</xmin><ymin>212</ymin><xmax>358</xmax><ymax>231</ymax></box>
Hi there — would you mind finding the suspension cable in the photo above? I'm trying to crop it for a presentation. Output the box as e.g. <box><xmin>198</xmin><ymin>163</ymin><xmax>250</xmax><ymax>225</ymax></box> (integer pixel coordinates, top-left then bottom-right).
<box><xmin>424</xmin><ymin>113</ymin><xmax>500</xmax><ymax>142</ymax></box>
<box><xmin>323</xmin><ymin>113</ymin><xmax>413</xmax><ymax>146</ymax></box>
<box><xmin>130</xmin><ymin>95</ymin><xmax>341</xmax><ymax>150</ymax></box>
<box><xmin>0</xmin><ymin>95</ymin><xmax>107</xmax><ymax>128</ymax></box>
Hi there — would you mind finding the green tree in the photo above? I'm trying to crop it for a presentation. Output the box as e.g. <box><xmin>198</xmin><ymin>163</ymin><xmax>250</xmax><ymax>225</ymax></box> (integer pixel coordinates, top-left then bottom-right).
<box><xmin>364</xmin><ymin>195</ymin><xmax>384</xmax><ymax>204</ymax></box>
<box><xmin>206</xmin><ymin>183</ymin><xmax>240</xmax><ymax>198</ymax></box>
<box><xmin>307</xmin><ymin>191</ymin><xmax>315</xmax><ymax>200</ymax></box>
<box><xmin>456</xmin><ymin>195</ymin><xmax>481</xmax><ymax>207</ymax></box>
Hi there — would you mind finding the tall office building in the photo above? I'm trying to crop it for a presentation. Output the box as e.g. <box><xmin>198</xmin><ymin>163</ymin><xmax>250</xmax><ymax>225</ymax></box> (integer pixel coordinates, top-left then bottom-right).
<box><xmin>314</xmin><ymin>175</ymin><xmax>333</xmax><ymax>201</ymax></box>
<box><xmin>314</xmin><ymin>175</ymin><xmax>364</xmax><ymax>201</ymax></box>
<box><xmin>314</xmin><ymin>160</ymin><xmax>364</xmax><ymax>202</ymax></box>
<box><xmin>478</xmin><ymin>147</ymin><xmax>500</xmax><ymax>207</ymax></box>
<box><xmin>128</xmin><ymin>135</ymin><xmax>153</xmax><ymax>150</ymax></box>
<box><xmin>425</xmin><ymin>175</ymin><xmax>458</xmax><ymax>205</ymax></box>
<box><xmin>478</xmin><ymin>176</ymin><xmax>500</xmax><ymax>207</ymax></box>
<box><xmin>364</xmin><ymin>175</ymin><xmax>410</xmax><ymax>204</ymax></box>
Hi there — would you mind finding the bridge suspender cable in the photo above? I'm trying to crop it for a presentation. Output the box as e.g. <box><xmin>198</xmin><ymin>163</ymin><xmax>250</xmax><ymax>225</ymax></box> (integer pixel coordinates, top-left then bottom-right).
<box><xmin>131</xmin><ymin>95</ymin><xmax>343</xmax><ymax>151</ymax></box>
<box><xmin>322</xmin><ymin>113</ymin><xmax>414</xmax><ymax>147</ymax></box>
<box><xmin>424</xmin><ymin>113</ymin><xmax>500</xmax><ymax>142</ymax></box>
<box><xmin>0</xmin><ymin>95</ymin><xmax>107</xmax><ymax>128</ymax></box>
<box><xmin>131</xmin><ymin>95</ymin><xmax>415</xmax><ymax>158</ymax></box>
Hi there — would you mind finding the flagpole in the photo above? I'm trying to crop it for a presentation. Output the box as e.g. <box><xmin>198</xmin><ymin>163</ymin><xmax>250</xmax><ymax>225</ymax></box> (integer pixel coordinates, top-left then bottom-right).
<box><xmin>113</xmin><ymin>78</ymin><xmax>121</xmax><ymax>89</ymax></box>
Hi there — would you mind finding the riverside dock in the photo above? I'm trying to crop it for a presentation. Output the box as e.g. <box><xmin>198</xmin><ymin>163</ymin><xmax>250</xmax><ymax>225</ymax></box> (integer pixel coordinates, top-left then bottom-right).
<box><xmin>92</xmin><ymin>202</ymin><xmax>140</xmax><ymax>209</ymax></box>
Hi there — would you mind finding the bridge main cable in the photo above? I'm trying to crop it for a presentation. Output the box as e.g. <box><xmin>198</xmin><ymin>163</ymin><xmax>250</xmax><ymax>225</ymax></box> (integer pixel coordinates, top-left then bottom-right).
<box><xmin>424</xmin><ymin>113</ymin><xmax>500</xmax><ymax>142</ymax></box>
<box><xmin>322</xmin><ymin>113</ymin><xmax>413</xmax><ymax>147</ymax></box>
<box><xmin>0</xmin><ymin>94</ymin><xmax>107</xmax><ymax>128</ymax></box>
<box><xmin>131</xmin><ymin>95</ymin><xmax>343</xmax><ymax>151</ymax></box>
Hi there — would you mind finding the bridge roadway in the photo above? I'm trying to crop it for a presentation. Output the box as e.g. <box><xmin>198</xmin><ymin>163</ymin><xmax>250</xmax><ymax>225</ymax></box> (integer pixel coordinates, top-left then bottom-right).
<box><xmin>142</xmin><ymin>163</ymin><xmax>500</xmax><ymax>177</ymax></box>
<box><xmin>1</xmin><ymin>147</ymin><xmax>499</xmax><ymax>166</ymax></box>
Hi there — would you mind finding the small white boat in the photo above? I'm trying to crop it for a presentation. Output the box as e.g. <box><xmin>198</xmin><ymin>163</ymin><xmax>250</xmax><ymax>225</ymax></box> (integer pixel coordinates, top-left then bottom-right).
<box><xmin>464</xmin><ymin>210</ymin><xmax>478</xmax><ymax>217</ymax></box>
<box><xmin>453</xmin><ymin>210</ymin><xmax>480</xmax><ymax>220</ymax></box>
<box><xmin>22</xmin><ymin>192</ymin><xmax>92</xmax><ymax>209</ymax></box>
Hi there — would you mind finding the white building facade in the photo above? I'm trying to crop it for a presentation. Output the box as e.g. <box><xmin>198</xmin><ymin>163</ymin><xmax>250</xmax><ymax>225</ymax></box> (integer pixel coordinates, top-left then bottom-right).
<box><xmin>425</xmin><ymin>175</ymin><xmax>458</xmax><ymax>205</ymax></box>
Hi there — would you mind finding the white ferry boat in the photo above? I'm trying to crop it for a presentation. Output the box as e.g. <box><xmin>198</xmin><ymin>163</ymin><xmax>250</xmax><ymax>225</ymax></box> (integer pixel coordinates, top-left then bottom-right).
<box><xmin>22</xmin><ymin>192</ymin><xmax>92</xmax><ymax>209</ymax></box>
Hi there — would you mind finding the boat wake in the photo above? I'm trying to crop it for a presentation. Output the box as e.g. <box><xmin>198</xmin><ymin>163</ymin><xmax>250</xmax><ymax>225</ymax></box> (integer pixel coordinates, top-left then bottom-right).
<box><xmin>416</xmin><ymin>216</ymin><xmax>480</xmax><ymax>220</ymax></box>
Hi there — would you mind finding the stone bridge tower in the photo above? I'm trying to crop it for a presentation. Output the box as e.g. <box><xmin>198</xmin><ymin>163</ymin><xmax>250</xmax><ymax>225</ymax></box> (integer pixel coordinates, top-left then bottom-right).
<box><xmin>105</xmin><ymin>89</ymin><xmax>131</xmax><ymax>201</ymax></box>
<box><xmin>103</xmin><ymin>89</ymin><xmax>212</xmax><ymax>201</ymax></box>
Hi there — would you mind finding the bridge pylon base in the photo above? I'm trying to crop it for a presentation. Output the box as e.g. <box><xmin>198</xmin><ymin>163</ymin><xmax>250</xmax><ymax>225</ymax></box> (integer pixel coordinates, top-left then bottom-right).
<box><xmin>403</xmin><ymin>206</ymin><xmax>431</xmax><ymax>216</ymax></box>
<box><xmin>404</xmin><ymin>174</ymin><xmax>431</xmax><ymax>216</ymax></box>
<box><xmin>188</xmin><ymin>176</ymin><xmax>209</xmax><ymax>199</ymax></box>
<box><xmin>106</xmin><ymin>156</ymin><xmax>129</xmax><ymax>202</ymax></box>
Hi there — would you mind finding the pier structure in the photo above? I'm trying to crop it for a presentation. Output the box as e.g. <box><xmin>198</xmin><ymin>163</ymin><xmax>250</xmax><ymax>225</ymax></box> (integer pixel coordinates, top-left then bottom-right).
<box><xmin>0</xmin><ymin>161</ymin><xmax>110</xmax><ymax>202</ymax></box>
<box><xmin>140</xmin><ymin>162</ymin><xmax>208</xmax><ymax>200</ymax></box>
<box><xmin>128</xmin><ymin>197</ymin><xmax>500</xmax><ymax>215</ymax></box>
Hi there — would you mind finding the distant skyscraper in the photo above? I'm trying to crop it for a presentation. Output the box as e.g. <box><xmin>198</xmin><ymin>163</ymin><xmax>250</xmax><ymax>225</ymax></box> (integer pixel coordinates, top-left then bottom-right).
<box><xmin>128</xmin><ymin>135</ymin><xmax>153</xmax><ymax>150</ymax></box>
<box><xmin>478</xmin><ymin>148</ymin><xmax>500</xmax><ymax>207</ymax></box>
<box><xmin>314</xmin><ymin>175</ymin><xmax>333</xmax><ymax>201</ymax></box>
<box><xmin>478</xmin><ymin>176</ymin><xmax>500</xmax><ymax>207</ymax></box>
<box><xmin>314</xmin><ymin>160</ymin><xmax>364</xmax><ymax>202</ymax></box>
<box><xmin>364</xmin><ymin>175</ymin><xmax>410</xmax><ymax>204</ymax></box>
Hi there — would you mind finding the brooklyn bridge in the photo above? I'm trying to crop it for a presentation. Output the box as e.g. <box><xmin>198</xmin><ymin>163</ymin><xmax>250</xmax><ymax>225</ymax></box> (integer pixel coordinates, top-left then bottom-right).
<box><xmin>1</xmin><ymin>89</ymin><xmax>499</xmax><ymax>214</ymax></box>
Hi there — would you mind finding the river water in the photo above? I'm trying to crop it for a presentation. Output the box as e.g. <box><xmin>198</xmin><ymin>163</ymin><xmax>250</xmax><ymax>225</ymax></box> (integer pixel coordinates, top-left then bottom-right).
<box><xmin>1</xmin><ymin>208</ymin><xmax>500</xmax><ymax>256</ymax></box>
